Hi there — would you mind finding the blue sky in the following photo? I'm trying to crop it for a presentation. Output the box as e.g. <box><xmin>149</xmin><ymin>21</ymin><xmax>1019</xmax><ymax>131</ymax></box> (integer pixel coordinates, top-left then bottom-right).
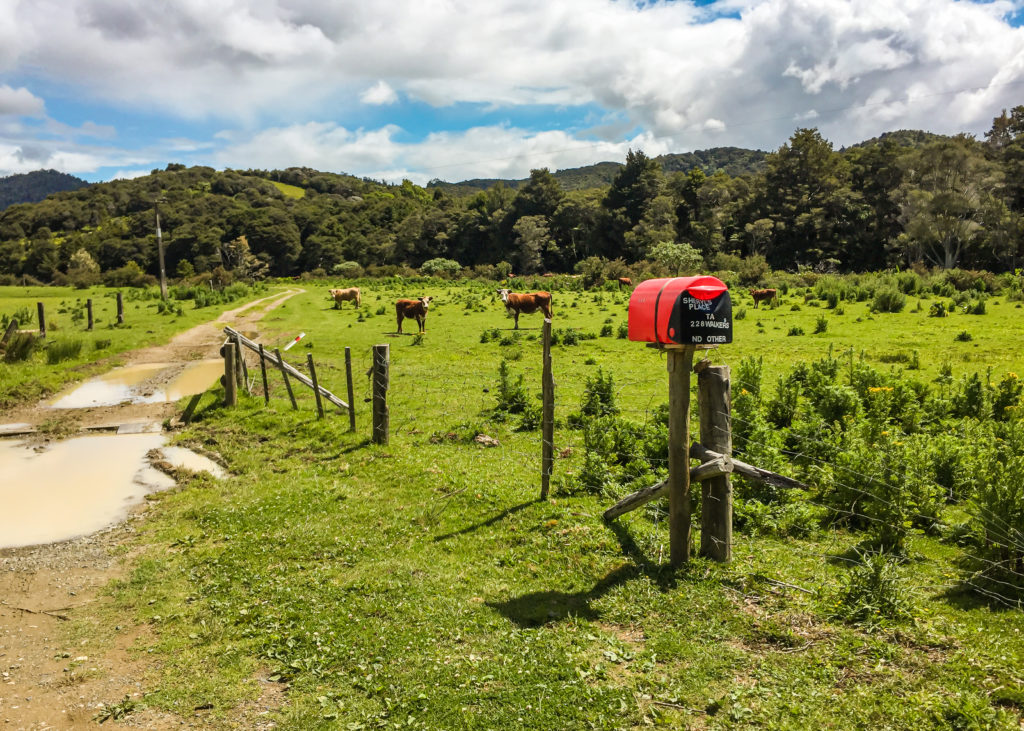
<box><xmin>2</xmin><ymin>0</ymin><xmax>1024</xmax><ymax>184</ymax></box>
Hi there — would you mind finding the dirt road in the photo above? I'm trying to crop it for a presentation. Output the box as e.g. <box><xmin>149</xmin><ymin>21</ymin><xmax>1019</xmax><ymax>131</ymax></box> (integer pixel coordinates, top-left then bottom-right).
<box><xmin>0</xmin><ymin>289</ymin><xmax>301</xmax><ymax>729</ymax></box>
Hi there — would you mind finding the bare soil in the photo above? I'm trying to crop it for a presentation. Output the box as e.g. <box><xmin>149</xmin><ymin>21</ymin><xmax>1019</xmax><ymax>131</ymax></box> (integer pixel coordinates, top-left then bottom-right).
<box><xmin>0</xmin><ymin>289</ymin><xmax>301</xmax><ymax>730</ymax></box>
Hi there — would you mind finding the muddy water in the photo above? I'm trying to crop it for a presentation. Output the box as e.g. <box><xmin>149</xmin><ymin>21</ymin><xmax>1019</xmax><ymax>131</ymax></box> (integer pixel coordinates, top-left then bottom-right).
<box><xmin>0</xmin><ymin>434</ymin><xmax>173</xmax><ymax>549</ymax></box>
<box><xmin>159</xmin><ymin>446</ymin><xmax>228</xmax><ymax>478</ymax></box>
<box><xmin>49</xmin><ymin>359</ymin><xmax>222</xmax><ymax>409</ymax></box>
<box><xmin>157</xmin><ymin>359</ymin><xmax>224</xmax><ymax>402</ymax></box>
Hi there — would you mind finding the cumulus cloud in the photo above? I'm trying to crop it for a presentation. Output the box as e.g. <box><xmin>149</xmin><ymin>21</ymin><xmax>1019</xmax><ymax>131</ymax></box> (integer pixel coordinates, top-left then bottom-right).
<box><xmin>0</xmin><ymin>85</ymin><xmax>45</xmax><ymax>117</ymax></box>
<box><xmin>212</xmin><ymin>121</ymin><xmax>671</xmax><ymax>185</ymax></box>
<box><xmin>360</xmin><ymin>81</ymin><xmax>398</xmax><ymax>106</ymax></box>
<box><xmin>3</xmin><ymin>0</ymin><xmax>1024</xmax><ymax>179</ymax></box>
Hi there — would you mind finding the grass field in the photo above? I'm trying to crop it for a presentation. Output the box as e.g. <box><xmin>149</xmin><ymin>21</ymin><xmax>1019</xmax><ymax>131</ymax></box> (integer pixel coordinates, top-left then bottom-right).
<box><xmin>6</xmin><ymin>277</ymin><xmax>1024</xmax><ymax>728</ymax></box>
<box><xmin>0</xmin><ymin>283</ymin><xmax>272</xmax><ymax>408</ymax></box>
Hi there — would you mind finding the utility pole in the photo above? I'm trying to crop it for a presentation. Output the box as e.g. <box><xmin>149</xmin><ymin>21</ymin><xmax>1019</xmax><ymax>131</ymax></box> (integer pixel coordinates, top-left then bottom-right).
<box><xmin>155</xmin><ymin>196</ymin><xmax>168</xmax><ymax>300</ymax></box>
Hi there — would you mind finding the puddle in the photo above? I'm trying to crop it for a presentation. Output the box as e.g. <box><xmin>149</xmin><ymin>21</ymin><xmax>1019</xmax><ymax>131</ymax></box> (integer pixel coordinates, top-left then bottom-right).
<box><xmin>50</xmin><ymin>360</ymin><xmax>222</xmax><ymax>408</ymax></box>
<box><xmin>158</xmin><ymin>446</ymin><xmax>228</xmax><ymax>479</ymax></box>
<box><xmin>0</xmin><ymin>434</ymin><xmax>173</xmax><ymax>549</ymax></box>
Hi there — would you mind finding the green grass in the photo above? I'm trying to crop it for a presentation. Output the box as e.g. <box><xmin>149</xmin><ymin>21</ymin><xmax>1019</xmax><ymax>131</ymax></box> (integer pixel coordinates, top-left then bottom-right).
<box><xmin>0</xmin><ymin>284</ymin><xmax>277</xmax><ymax>408</ymax></box>
<box><xmin>49</xmin><ymin>279</ymin><xmax>1024</xmax><ymax>728</ymax></box>
<box><xmin>270</xmin><ymin>180</ymin><xmax>306</xmax><ymax>199</ymax></box>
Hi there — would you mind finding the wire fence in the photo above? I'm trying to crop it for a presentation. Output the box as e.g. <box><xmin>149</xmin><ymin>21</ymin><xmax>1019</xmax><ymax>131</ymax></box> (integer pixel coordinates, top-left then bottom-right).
<box><xmin>232</xmin><ymin>333</ymin><xmax>1023</xmax><ymax>610</ymax></box>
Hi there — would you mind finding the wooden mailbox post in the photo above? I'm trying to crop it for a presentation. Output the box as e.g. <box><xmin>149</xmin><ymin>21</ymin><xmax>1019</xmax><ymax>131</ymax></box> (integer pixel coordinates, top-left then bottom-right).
<box><xmin>625</xmin><ymin>276</ymin><xmax>733</xmax><ymax>566</ymax></box>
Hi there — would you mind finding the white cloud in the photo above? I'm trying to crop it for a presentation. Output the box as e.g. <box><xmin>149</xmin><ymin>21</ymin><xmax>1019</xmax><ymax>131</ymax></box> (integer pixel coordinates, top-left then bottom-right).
<box><xmin>3</xmin><ymin>0</ymin><xmax>1024</xmax><ymax>178</ymax></box>
<box><xmin>360</xmin><ymin>81</ymin><xmax>398</xmax><ymax>106</ymax></box>
<box><xmin>212</xmin><ymin>121</ymin><xmax>671</xmax><ymax>185</ymax></box>
<box><xmin>0</xmin><ymin>85</ymin><xmax>44</xmax><ymax>117</ymax></box>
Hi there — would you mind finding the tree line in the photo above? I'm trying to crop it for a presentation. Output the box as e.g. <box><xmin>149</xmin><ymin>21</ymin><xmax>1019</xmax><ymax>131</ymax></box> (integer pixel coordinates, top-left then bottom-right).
<box><xmin>3</xmin><ymin>107</ymin><xmax>1024</xmax><ymax>286</ymax></box>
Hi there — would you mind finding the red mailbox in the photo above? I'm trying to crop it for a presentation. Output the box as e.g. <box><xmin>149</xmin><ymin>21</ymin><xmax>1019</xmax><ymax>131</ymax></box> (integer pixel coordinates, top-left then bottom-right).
<box><xmin>628</xmin><ymin>276</ymin><xmax>732</xmax><ymax>346</ymax></box>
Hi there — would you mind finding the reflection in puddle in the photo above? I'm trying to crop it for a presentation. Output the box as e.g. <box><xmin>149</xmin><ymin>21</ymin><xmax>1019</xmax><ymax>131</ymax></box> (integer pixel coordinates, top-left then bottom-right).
<box><xmin>0</xmin><ymin>434</ymin><xmax>172</xmax><ymax>549</ymax></box>
<box><xmin>153</xmin><ymin>360</ymin><xmax>224</xmax><ymax>403</ymax></box>
<box><xmin>50</xmin><ymin>360</ymin><xmax>222</xmax><ymax>409</ymax></box>
<box><xmin>159</xmin><ymin>446</ymin><xmax>228</xmax><ymax>478</ymax></box>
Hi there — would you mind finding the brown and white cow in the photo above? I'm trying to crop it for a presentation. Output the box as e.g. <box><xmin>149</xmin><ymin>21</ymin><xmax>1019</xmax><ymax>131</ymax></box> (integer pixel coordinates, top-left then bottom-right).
<box><xmin>617</xmin><ymin>277</ymin><xmax>633</xmax><ymax>289</ymax></box>
<box><xmin>396</xmin><ymin>296</ymin><xmax>433</xmax><ymax>333</ymax></box>
<box><xmin>329</xmin><ymin>287</ymin><xmax>361</xmax><ymax>308</ymax></box>
<box><xmin>749</xmin><ymin>288</ymin><xmax>778</xmax><ymax>308</ymax></box>
<box><xmin>497</xmin><ymin>289</ymin><xmax>553</xmax><ymax>329</ymax></box>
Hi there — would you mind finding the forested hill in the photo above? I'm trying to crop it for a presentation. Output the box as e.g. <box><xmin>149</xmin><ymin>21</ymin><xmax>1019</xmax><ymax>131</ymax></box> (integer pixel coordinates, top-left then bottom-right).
<box><xmin>0</xmin><ymin>169</ymin><xmax>89</xmax><ymax>211</ymax></box>
<box><xmin>428</xmin><ymin>147</ymin><xmax>766</xmax><ymax>194</ymax></box>
<box><xmin>3</xmin><ymin>113</ymin><xmax>1024</xmax><ymax>285</ymax></box>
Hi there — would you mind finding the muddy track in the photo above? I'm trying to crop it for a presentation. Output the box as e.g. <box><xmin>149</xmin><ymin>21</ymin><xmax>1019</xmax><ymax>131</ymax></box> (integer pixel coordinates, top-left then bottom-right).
<box><xmin>0</xmin><ymin>288</ymin><xmax>302</xmax><ymax>730</ymax></box>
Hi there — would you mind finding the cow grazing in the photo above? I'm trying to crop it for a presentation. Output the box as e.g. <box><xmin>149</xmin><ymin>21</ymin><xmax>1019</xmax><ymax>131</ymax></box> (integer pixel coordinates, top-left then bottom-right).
<box><xmin>396</xmin><ymin>296</ymin><xmax>433</xmax><ymax>333</ymax></box>
<box><xmin>617</xmin><ymin>277</ymin><xmax>633</xmax><ymax>289</ymax></box>
<box><xmin>749</xmin><ymin>288</ymin><xmax>778</xmax><ymax>308</ymax></box>
<box><xmin>329</xmin><ymin>287</ymin><xmax>361</xmax><ymax>309</ymax></box>
<box><xmin>497</xmin><ymin>289</ymin><xmax>553</xmax><ymax>329</ymax></box>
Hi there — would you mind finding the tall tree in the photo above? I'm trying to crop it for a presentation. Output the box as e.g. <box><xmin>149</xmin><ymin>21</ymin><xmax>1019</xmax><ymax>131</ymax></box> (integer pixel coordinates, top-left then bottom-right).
<box><xmin>601</xmin><ymin>149</ymin><xmax>662</xmax><ymax>259</ymax></box>
<box><xmin>894</xmin><ymin>136</ymin><xmax>1005</xmax><ymax>269</ymax></box>
<box><xmin>759</xmin><ymin>128</ymin><xmax>864</xmax><ymax>268</ymax></box>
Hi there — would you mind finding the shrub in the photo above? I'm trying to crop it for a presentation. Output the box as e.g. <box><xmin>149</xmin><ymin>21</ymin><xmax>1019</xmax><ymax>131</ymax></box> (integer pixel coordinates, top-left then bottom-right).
<box><xmin>830</xmin><ymin>552</ymin><xmax>915</xmax><ymax>630</ymax></box>
<box><xmin>872</xmin><ymin>287</ymin><xmax>906</xmax><ymax>313</ymax></box>
<box><xmin>493</xmin><ymin>359</ymin><xmax>529</xmax><ymax>418</ymax></box>
<box><xmin>616</xmin><ymin>322</ymin><xmax>629</xmax><ymax>339</ymax></box>
<box><xmin>600</xmin><ymin>323</ymin><xmax>613</xmax><ymax>337</ymax></box>
<box><xmin>929</xmin><ymin>301</ymin><xmax>947</xmax><ymax>317</ymax></box>
<box><xmin>332</xmin><ymin>261</ymin><xmax>364</xmax><ymax>278</ymax></box>
<box><xmin>102</xmin><ymin>261</ymin><xmax>157</xmax><ymax>288</ymax></box>
<box><xmin>420</xmin><ymin>258</ymin><xmax>462</xmax><ymax>278</ymax></box>
<box><xmin>813</xmin><ymin>315</ymin><xmax>828</xmax><ymax>334</ymax></box>
<box><xmin>787</xmin><ymin>326</ymin><xmax>805</xmax><ymax>336</ymax></box>
<box><xmin>2</xmin><ymin>332</ymin><xmax>38</xmax><ymax>362</ymax></box>
<box><xmin>954</xmin><ymin>330</ymin><xmax>972</xmax><ymax>342</ymax></box>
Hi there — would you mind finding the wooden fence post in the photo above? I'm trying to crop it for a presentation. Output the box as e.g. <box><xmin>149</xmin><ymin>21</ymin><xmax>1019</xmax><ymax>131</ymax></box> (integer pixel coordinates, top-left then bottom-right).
<box><xmin>258</xmin><ymin>344</ymin><xmax>270</xmax><ymax>405</ymax></box>
<box><xmin>308</xmin><ymin>353</ymin><xmax>325</xmax><ymax>419</ymax></box>
<box><xmin>275</xmin><ymin>347</ymin><xmax>298</xmax><ymax>410</ymax></box>
<box><xmin>541</xmin><ymin>318</ymin><xmax>555</xmax><ymax>500</ymax></box>
<box><xmin>372</xmin><ymin>344</ymin><xmax>390</xmax><ymax>445</ymax></box>
<box><xmin>1</xmin><ymin>319</ymin><xmax>17</xmax><ymax>348</ymax></box>
<box><xmin>234</xmin><ymin>335</ymin><xmax>249</xmax><ymax>393</ymax></box>
<box><xmin>116</xmin><ymin>292</ymin><xmax>124</xmax><ymax>324</ymax></box>
<box><xmin>345</xmin><ymin>346</ymin><xmax>356</xmax><ymax>432</ymax></box>
<box><xmin>667</xmin><ymin>345</ymin><xmax>696</xmax><ymax>567</ymax></box>
<box><xmin>86</xmin><ymin>299</ymin><xmax>93</xmax><ymax>331</ymax></box>
<box><xmin>36</xmin><ymin>302</ymin><xmax>45</xmax><ymax>338</ymax></box>
<box><xmin>698</xmin><ymin>364</ymin><xmax>732</xmax><ymax>562</ymax></box>
<box><xmin>222</xmin><ymin>339</ymin><xmax>237</xmax><ymax>407</ymax></box>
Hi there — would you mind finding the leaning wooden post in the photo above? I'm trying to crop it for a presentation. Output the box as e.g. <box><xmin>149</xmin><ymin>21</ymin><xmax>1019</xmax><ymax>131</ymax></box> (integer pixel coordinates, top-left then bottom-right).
<box><xmin>86</xmin><ymin>299</ymin><xmax>93</xmax><ymax>331</ymax></box>
<box><xmin>36</xmin><ymin>302</ymin><xmax>46</xmax><ymax>338</ymax></box>
<box><xmin>345</xmin><ymin>346</ymin><xmax>356</xmax><ymax>432</ymax></box>
<box><xmin>1</xmin><ymin>319</ymin><xmax>17</xmax><ymax>348</ymax></box>
<box><xmin>541</xmin><ymin>318</ymin><xmax>555</xmax><ymax>500</ymax></box>
<box><xmin>698</xmin><ymin>363</ymin><xmax>732</xmax><ymax>562</ymax></box>
<box><xmin>258</xmin><ymin>344</ymin><xmax>270</xmax><ymax>405</ymax></box>
<box><xmin>221</xmin><ymin>339</ymin><xmax>237</xmax><ymax>407</ymax></box>
<box><xmin>667</xmin><ymin>345</ymin><xmax>696</xmax><ymax>566</ymax></box>
<box><xmin>116</xmin><ymin>292</ymin><xmax>124</xmax><ymax>324</ymax></box>
<box><xmin>372</xmin><ymin>344</ymin><xmax>390</xmax><ymax>445</ymax></box>
<box><xmin>275</xmin><ymin>347</ymin><xmax>298</xmax><ymax>410</ymax></box>
<box><xmin>308</xmin><ymin>353</ymin><xmax>325</xmax><ymax>419</ymax></box>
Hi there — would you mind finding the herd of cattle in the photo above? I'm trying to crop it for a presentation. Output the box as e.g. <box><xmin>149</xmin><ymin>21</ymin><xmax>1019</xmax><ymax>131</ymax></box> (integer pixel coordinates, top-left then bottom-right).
<box><xmin>327</xmin><ymin>283</ymin><xmax>779</xmax><ymax>333</ymax></box>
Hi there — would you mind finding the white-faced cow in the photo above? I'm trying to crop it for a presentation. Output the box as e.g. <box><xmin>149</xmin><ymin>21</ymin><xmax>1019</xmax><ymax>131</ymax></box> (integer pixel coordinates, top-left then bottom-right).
<box><xmin>329</xmin><ymin>287</ymin><xmax>361</xmax><ymax>309</ymax></box>
<box><xmin>396</xmin><ymin>296</ymin><xmax>433</xmax><ymax>334</ymax></box>
<box><xmin>749</xmin><ymin>288</ymin><xmax>778</xmax><ymax>308</ymax></box>
<box><xmin>497</xmin><ymin>289</ymin><xmax>553</xmax><ymax>329</ymax></box>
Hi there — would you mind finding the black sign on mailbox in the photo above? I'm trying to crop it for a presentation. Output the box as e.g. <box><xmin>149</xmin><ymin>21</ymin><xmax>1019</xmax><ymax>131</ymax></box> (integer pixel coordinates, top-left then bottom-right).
<box><xmin>667</xmin><ymin>290</ymin><xmax>732</xmax><ymax>345</ymax></box>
